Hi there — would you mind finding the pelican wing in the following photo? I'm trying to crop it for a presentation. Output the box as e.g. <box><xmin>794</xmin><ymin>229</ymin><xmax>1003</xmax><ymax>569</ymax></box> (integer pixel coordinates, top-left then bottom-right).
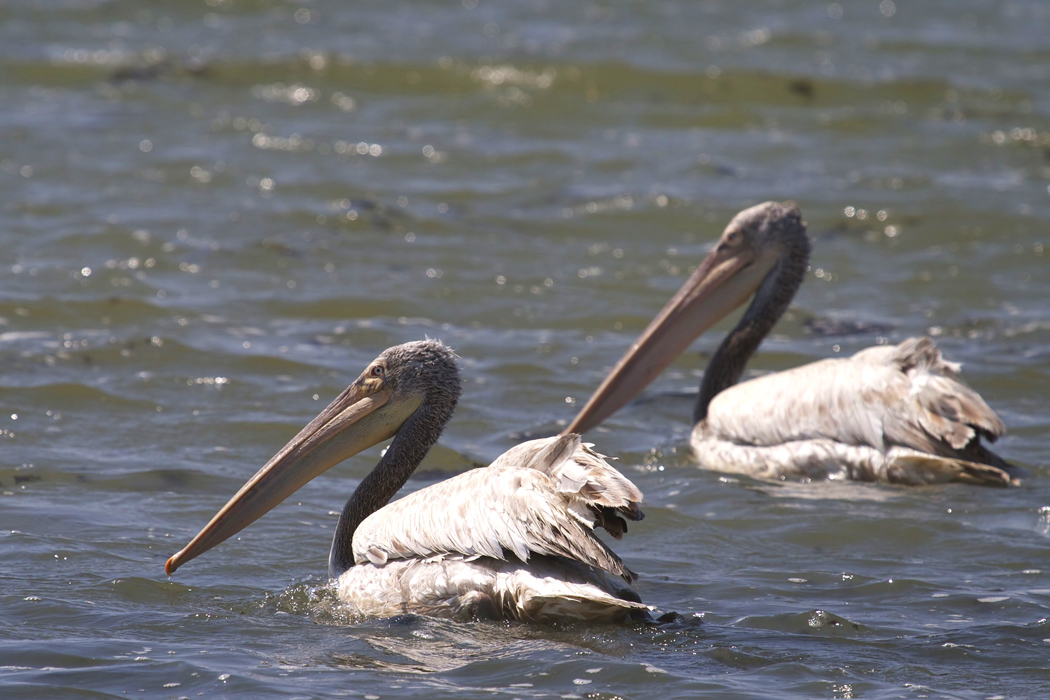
<box><xmin>877</xmin><ymin>337</ymin><xmax>1004</xmax><ymax>451</ymax></box>
<box><xmin>351</xmin><ymin>434</ymin><xmax>643</xmax><ymax>582</ymax></box>
<box><xmin>704</xmin><ymin>337</ymin><xmax>1005</xmax><ymax>458</ymax></box>
<box><xmin>488</xmin><ymin>433</ymin><xmax>644</xmax><ymax>535</ymax></box>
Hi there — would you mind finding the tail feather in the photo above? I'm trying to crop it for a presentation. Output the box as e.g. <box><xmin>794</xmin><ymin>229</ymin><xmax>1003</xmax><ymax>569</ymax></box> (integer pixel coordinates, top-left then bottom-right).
<box><xmin>887</xmin><ymin>337</ymin><xmax>1007</xmax><ymax>454</ymax></box>
<box><xmin>493</xmin><ymin>558</ymin><xmax>651</xmax><ymax>622</ymax></box>
<box><xmin>886</xmin><ymin>452</ymin><xmax>1017</xmax><ymax>487</ymax></box>
<box><xmin>536</xmin><ymin>434</ymin><xmax>646</xmax><ymax>541</ymax></box>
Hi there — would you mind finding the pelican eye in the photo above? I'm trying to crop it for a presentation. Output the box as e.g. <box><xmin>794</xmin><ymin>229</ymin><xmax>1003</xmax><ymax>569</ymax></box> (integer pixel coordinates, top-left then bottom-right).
<box><xmin>370</xmin><ymin>365</ymin><xmax>385</xmax><ymax>377</ymax></box>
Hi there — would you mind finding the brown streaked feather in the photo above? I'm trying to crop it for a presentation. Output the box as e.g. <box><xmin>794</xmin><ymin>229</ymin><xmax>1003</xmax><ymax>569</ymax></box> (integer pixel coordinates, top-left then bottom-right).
<box><xmin>706</xmin><ymin>337</ymin><xmax>1008</xmax><ymax>464</ymax></box>
<box><xmin>882</xmin><ymin>337</ymin><xmax>1005</xmax><ymax>452</ymax></box>
<box><xmin>351</xmin><ymin>434</ymin><xmax>643</xmax><ymax>583</ymax></box>
<box><xmin>482</xmin><ymin>434</ymin><xmax>644</xmax><ymax>539</ymax></box>
<box><xmin>694</xmin><ymin>336</ymin><xmax>1020</xmax><ymax>485</ymax></box>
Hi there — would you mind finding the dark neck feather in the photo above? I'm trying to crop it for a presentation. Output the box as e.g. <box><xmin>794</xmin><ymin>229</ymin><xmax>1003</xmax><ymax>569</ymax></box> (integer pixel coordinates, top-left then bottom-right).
<box><xmin>328</xmin><ymin>397</ymin><xmax>455</xmax><ymax>577</ymax></box>
<box><xmin>694</xmin><ymin>240</ymin><xmax>809</xmax><ymax>424</ymax></box>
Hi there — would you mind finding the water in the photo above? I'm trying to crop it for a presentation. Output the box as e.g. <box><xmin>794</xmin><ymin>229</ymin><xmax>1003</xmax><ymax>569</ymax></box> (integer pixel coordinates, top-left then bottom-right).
<box><xmin>2</xmin><ymin>1</ymin><xmax>1049</xmax><ymax>697</ymax></box>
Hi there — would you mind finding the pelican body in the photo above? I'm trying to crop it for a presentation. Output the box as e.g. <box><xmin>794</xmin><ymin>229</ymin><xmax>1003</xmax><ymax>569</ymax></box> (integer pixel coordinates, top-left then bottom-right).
<box><xmin>566</xmin><ymin>202</ymin><xmax>1021</xmax><ymax>486</ymax></box>
<box><xmin>167</xmin><ymin>340</ymin><xmax>649</xmax><ymax>622</ymax></box>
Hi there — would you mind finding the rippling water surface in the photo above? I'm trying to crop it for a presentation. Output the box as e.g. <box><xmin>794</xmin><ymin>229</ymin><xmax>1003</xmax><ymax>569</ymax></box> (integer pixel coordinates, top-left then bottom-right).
<box><xmin>2</xmin><ymin>1</ymin><xmax>1049</xmax><ymax>698</ymax></box>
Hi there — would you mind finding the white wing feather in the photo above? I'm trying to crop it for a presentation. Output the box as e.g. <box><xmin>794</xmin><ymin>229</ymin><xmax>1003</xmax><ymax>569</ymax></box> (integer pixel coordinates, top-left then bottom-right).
<box><xmin>704</xmin><ymin>337</ymin><xmax>1004</xmax><ymax>457</ymax></box>
<box><xmin>351</xmin><ymin>434</ymin><xmax>643</xmax><ymax>582</ymax></box>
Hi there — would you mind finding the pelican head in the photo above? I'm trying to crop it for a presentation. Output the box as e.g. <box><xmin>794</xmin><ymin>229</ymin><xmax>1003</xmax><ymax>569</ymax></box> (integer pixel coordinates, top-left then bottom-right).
<box><xmin>566</xmin><ymin>201</ymin><xmax>808</xmax><ymax>434</ymax></box>
<box><xmin>165</xmin><ymin>340</ymin><xmax>460</xmax><ymax>575</ymax></box>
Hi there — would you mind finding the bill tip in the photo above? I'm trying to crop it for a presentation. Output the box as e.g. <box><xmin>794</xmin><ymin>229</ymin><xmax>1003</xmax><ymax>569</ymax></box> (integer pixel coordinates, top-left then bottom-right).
<box><xmin>165</xmin><ymin>554</ymin><xmax>178</xmax><ymax>576</ymax></box>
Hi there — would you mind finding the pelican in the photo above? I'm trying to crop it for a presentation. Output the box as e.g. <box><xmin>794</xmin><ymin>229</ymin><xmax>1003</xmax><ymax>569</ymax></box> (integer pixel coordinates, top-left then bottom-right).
<box><xmin>166</xmin><ymin>340</ymin><xmax>650</xmax><ymax>622</ymax></box>
<box><xmin>565</xmin><ymin>201</ymin><xmax>1021</xmax><ymax>486</ymax></box>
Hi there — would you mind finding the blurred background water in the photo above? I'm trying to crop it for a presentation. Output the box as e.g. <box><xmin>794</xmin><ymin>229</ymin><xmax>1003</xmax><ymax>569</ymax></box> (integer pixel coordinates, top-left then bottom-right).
<box><xmin>1</xmin><ymin>1</ymin><xmax>1049</xmax><ymax>698</ymax></box>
